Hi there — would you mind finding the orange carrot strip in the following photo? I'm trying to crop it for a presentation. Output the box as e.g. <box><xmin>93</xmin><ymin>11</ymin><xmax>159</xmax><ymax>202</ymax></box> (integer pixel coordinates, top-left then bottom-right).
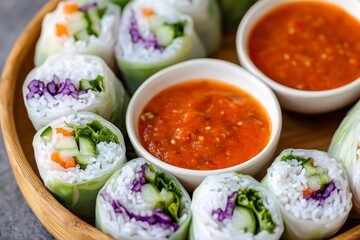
<box><xmin>56</xmin><ymin>128</ymin><xmax>73</xmax><ymax>136</ymax></box>
<box><xmin>51</xmin><ymin>152</ymin><xmax>66</xmax><ymax>168</ymax></box>
<box><xmin>65</xmin><ymin>157</ymin><xmax>77</xmax><ymax>169</ymax></box>
<box><xmin>64</xmin><ymin>3</ymin><xmax>78</xmax><ymax>14</ymax></box>
<box><xmin>142</xmin><ymin>8</ymin><xmax>154</xmax><ymax>17</ymax></box>
<box><xmin>303</xmin><ymin>188</ymin><xmax>314</xmax><ymax>197</ymax></box>
<box><xmin>55</xmin><ymin>23</ymin><xmax>68</xmax><ymax>37</ymax></box>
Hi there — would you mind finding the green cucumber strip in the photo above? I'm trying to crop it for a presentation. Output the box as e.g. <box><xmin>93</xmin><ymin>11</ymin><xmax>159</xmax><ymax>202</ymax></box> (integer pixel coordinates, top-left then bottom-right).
<box><xmin>75</xmin><ymin>155</ymin><xmax>91</xmax><ymax>170</ymax></box>
<box><xmin>141</xmin><ymin>183</ymin><xmax>165</xmax><ymax>209</ymax></box>
<box><xmin>232</xmin><ymin>206</ymin><xmax>256</xmax><ymax>234</ymax></box>
<box><xmin>236</xmin><ymin>189</ymin><xmax>276</xmax><ymax>234</ymax></box>
<box><xmin>54</xmin><ymin>137</ymin><xmax>78</xmax><ymax>150</ymax></box>
<box><xmin>40</xmin><ymin>126</ymin><xmax>53</xmax><ymax>143</ymax></box>
<box><xmin>79</xmin><ymin>136</ymin><xmax>96</xmax><ymax>156</ymax></box>
<box><xmin>155</xmin><ymin>25</ymin><xmax>175</xmax><ymax>47</ymax></box>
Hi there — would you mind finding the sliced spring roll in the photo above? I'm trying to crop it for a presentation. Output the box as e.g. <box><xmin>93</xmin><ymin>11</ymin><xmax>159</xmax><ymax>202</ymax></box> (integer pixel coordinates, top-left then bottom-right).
<box><xmin>164</xmin><ymin>0</ymin><xmax>221</xmax><ymax>55</ymax></box>
<box><xmin>96</xmin><ymin>158</ymin><xmax>192</xmax><ymax>240</ymax></box>
<box><xmin>218</xmin><ymin>0</ymin><xmax>257</xmax><ymax>32</ymax></box>
<box><xmin>34</xmin><ymin>0</ymin><xmax>120</xmax><ymax>68</ymax></box>
<box><xmin>262</xmin><ymin>149</ymin><xmax>352</xmax><ymax>240</ymax></box>
<box><xmin>115</xmin><ymin>0</ymin><xmax>206</xmax><ymax>93</ymax></box>
<box><xmin>33</xmin><ymin>112</ymin><xmax>127</xmax><ymax>220</ymax></box>
<box><xmin>23</xmin><ymin>53</ymin><xmax>128</xmax><ymax>131</ymax></box>
<box><xmin>190</xmin><ymin>172</ymin><xmax>284</xmax><ymax>240</ymax></box>
<box><xmin>329</xmin><ymin>101</ymin><xmax>360</xmax><ymax>218</ymax></box>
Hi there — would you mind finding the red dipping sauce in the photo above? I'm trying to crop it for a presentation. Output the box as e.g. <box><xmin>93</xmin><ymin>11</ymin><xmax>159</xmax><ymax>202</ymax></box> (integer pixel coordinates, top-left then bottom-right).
<box><xmin>138</xmin><ymin>79</ymin><xmax>271</xmax><ymax>170</ymax></box>
<box><xmin>248</xmin><ymin>2</ymin><xmax>360</xmax><ymax>91</ymax></box>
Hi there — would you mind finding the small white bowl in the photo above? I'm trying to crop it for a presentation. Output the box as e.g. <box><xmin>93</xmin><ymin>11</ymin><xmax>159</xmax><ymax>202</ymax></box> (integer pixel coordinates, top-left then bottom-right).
<box><xmin>237</xmin><ymin>0</ymin><xmax>360</xmax><ymax>114</ymax></box>
<box><xmin>126</xmin><ymin>59</ymin><xmax>282</xmax><ymax>191</ymax></box>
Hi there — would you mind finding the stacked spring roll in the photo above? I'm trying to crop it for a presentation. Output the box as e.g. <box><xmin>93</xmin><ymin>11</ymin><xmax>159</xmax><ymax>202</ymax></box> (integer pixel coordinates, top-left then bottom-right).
<box><xmin>164</xmin><ymin>0</ymin><xmax>221</xmax><ymax>55</ymax></box>
<box><xmin>34</xmin><ymin>0</ymin><xmax>120</xmax><ymax>68</ymax></box>
<box><xmin>190</xmin><ymin>172</ymin><xmax>284</xmax><ymax>240</ymax></box>
<box><xmin>96</xmin><ymin>158</ymin><xmax>192</xmax><ymax>239</ymax></box>
<box><xmin>262</xmin><ymin>149</ymin><xmax>352</xmax><ymax>240</ymax></box>
<box><xmin>33</xmin><ymin>112</ymin><xmax>127</xmax><ymax>220</ymax></box>
<box><xmin>115</xmin><ymin>0</ymin><xmax>206</xmax><ymax>93</ymax></box>
<box><xmin>23</xmin><ymin>53</ymin><xmax>128</xmax><ymax>131</ymax></box>
<box><xmin>218</xmin><ymin>0</ymin><xmax>257</xmax><ymax>32</ymax></box>
<box><xmin>329</xmin><ymin>100</ymin><xmax>360</xmax><ymax>218</ymax></box>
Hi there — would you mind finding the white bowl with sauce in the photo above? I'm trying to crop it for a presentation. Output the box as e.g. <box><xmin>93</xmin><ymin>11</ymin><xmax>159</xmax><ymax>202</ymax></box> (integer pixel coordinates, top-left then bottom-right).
<box><xmin>126</xmin><ymin>59</ymin><xmax>282</xmax><ymax>191</ymax></box>
<box><xmin>237</xmin><ymin>0</ymin><xmax>360</xmax><ymax>114</ymax></box>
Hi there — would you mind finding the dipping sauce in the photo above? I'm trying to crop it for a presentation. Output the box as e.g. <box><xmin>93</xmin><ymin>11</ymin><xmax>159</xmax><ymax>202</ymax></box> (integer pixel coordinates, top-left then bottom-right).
<box><xmin>248</xmin><ymin>2</ymin><xmax>360</xmax><ymax>91</ymax></box>
<box><xmin>138</xmin><ymin>80</ymin><xmax>271</xmax><ymax>170</ymax></box>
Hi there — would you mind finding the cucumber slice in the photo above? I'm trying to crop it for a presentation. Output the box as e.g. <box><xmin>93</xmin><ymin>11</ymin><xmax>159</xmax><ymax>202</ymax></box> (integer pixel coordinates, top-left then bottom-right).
<box><xmin>320</xmin><ymin>174</ymin><xmax>331</xmax><ymax>188</ymax></box>
<box><xmin>79</xmin><ymin>136</ymin><xmax>96</xmax><ymax>156</ymax></box>
<box><xmin>74</xmin><ymin>29</ymin><xmax>90</xmax><ymax>41</ymax></box>
<box><xmin>232</xmin><ymin>206</ymin><xmax>256</xmax><ymax>234</ymax></box>
<box><xmin>149</xmin><ymin>16</ymin><xmax>164</xmax><ymax>32</ymax></box>
<box><xmin>154</xmin><ymin>25</ymin><xmax>175</xmax><ymax>47</ymax></box>
<box><xmin>60</xmin><ymin>149</ymin><xmax>80</xmax><ymax>158</ymax></box>
<box><xmin>304</xmin><ymin>160</ymin><xmax>316</xmax><ymax>176</ymax></box>
<box><xmin>68</xmin><ymin>12</ymin><xmax>87</xmax><ymax>34</ymax></box>
<box><xmin>141</xmin><ymin>183</ymin><xmax>165</xmax><ymax>209</ymax></box>
<box><xmin>75</xmin><ymin>155</ymin><xmax>91</xmax><ymax>170</ymax></box>
<box><xmin>160</xmin><ymin>188</ymin><xmax>175</xmax><ymax>207</ymax></box>
<box><xmin>145</xmin><ymin>170</ymin><xmax>156</xmax><ymax>183</ymax></box>
<box><xmin>54</xmin><ymin>137</ymin><xmax>78</xmax><ymax>150</ymax></box>
<box><xmin>79</xmin><ymin>80</ymin><xmax>93</xmax><ymax>90</ymax></box>
<box><xmin>40</xmin><ymin>126</ymin><xmax>53</xmax><ymax>143</ymax></box>
<box><xmin>88</xmin><ymin>9</ymin><xmax>101</xmax><ymax>36</ymax></box>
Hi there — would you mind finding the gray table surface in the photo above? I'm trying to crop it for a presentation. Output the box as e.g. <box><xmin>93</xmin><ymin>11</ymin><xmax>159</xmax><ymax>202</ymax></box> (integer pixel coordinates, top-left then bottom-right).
<box><xmin>0</xmin><ymin>0</ymin><xmax>54</xmax><ymax>239</ymax></box>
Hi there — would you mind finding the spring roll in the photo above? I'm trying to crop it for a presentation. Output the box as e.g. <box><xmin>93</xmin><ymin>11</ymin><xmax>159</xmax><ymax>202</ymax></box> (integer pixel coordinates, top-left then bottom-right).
<box><xmin>34</xmin><ymin>0</ymin><xmax>120</xmax><ymax>68</ymax></box>
<box><xmin>164</xmin><ymin>0</ymin><xmax>221</xmax><ymax>55</ymax></box>
<box><xmin>329</xmin><ymin>100</ymin><xmax>360</xmax><ymax>218</ymax></box>
<box><xmin>96</xmin><ymin>158</ymin><xmax>192</xmax><ymax>240</ymax></box>
<box><xmin>115</xmin><ymin>0</ymin><xmax>206</xmax><ymax>94</ymax></box>
<box><xmin>33</xmin><ymin>112</ymin><xmax>127</xmax><ymax>220</ymax></box>
<box><xmin>262</xmin><ymin>149</ymin><xmax>352</xmax><ymax>240</ymax></box>
<box><xmin>23</xmin><ymin>53</ymin><xmax>128</xmax><ymax>131</ymax></box>
<box><xmin>190</xmin><ymin>172</ymin><xmax>284</xmax><ymax>240</ymax></box>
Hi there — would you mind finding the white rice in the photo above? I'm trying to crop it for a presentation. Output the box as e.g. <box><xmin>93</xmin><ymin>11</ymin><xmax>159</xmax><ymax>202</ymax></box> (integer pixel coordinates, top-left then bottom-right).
<box><xmin>191</xmin><ymin>173</ymin><xmax>283</xmax><ymax>240</ymax></box>
<box><xmin>37</xmin><ymin>114</ymin><xmax>124</xmax><ymax>184</ymax></box>
<box><xmin>98</xmin><ymin>158</ymin><xmax>190</xmax><ymax>240</ymax></box>
<box><xmin>266</xmin><ymin>149</ymin><xmax>352</xmax><ymax>222</ymax></box>
<box><xmin>117</xmin><ymin>0</ymin><xmax>193</xmax><ymax>62</ymax></box>
<box><xmin>26</xmin><ymin>54</ymin><xmax>104</xmax><ymax>118</ymax></box>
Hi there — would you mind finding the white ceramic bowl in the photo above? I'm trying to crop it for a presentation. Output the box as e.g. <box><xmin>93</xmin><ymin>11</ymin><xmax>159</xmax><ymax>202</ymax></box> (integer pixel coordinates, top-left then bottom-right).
<box><xmin>126</xmin><ymin>59</ymin><xmax>282</xmax><ymax>191</ymax></box>
<box><xmin>237</xmin><ymin>0</ymin><xmax>360</xmax><ymax>114</ymax></box>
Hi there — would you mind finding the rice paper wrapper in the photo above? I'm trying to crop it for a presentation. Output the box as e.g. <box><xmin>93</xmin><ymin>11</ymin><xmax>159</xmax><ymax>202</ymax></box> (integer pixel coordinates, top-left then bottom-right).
<box><xmin>165</xmin><ymin>0</ymin><xmax>222</xmax><ymax>55</ymax></box>
<box><xmin>33</xmin><ymin>112</ymin><xmax>127</xmax><ymax>220</ymax></box>
<box><xmin>34</xmin><ymin>0</ymin><xmax>120</xmax><ymax>69</ymax></box>
<box><xmin>23</xmin><ymin>53</ymin><xmax>128</xmax><ymax>131</ymax></box>
<box><xmin>96</xmin><ymin>158</ymin><xmax>192</xmax><ymax>240</ymax></box>
<box><xmin>190</xmin><ymin>172</ymin><xmax>284</xmax><ymax>240</ymax></box>
<box><xmin>262</xmin><ymin>149</ymin><xmax>352</xmax><ymax>240</ymax></box>
<box><xmin>329</xmin><ymin>100</ymin><xmax>360</xmax><ymax>218</ymax></box>
<box><xmin>115</xmin><ymin>0</ymin><xmax>206</xmax><ymax>94</ymax></box>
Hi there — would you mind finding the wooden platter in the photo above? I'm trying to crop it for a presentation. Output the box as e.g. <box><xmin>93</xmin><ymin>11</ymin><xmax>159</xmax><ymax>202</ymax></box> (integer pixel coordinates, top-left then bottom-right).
<box><xmin>0</xmin><ymin>0</ymin><xmax>358</xmax><ymax>239</ymax></box>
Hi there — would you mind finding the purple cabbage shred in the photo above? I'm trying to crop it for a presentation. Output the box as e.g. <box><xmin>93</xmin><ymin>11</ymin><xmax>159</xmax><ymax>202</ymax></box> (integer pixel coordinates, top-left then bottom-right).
<box><xmin>212</xmin><ymin>191</ymin><xmax>239</xmax><ymax>222</ymax></box>
<box><xmin>100</xmin><ymin>191</ymin><xmax>179</xmax><ymax>232</ymax></box>
<box><xmin>305</xmin><ymin>180</ymin><xmax>336</xmax><ymax>204</ymax></box>
<box><xmin>129</xmin><ymin>13</ymin><xmax>164</xmax><ymax>51</ymax></box>
<box><xmin>129</xmin><ymin>163</ymin><xmax>148</xmax><ymax>192</ymax></box>
<box><xmin>26</xmin><ymin>75</ymin><xmax>86</xmax><ymax>100</ymax></box>
<box><xmin>79</xmin><ymin>2</ymin><xmax>98</xmax><ymax>12</ymax></box>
